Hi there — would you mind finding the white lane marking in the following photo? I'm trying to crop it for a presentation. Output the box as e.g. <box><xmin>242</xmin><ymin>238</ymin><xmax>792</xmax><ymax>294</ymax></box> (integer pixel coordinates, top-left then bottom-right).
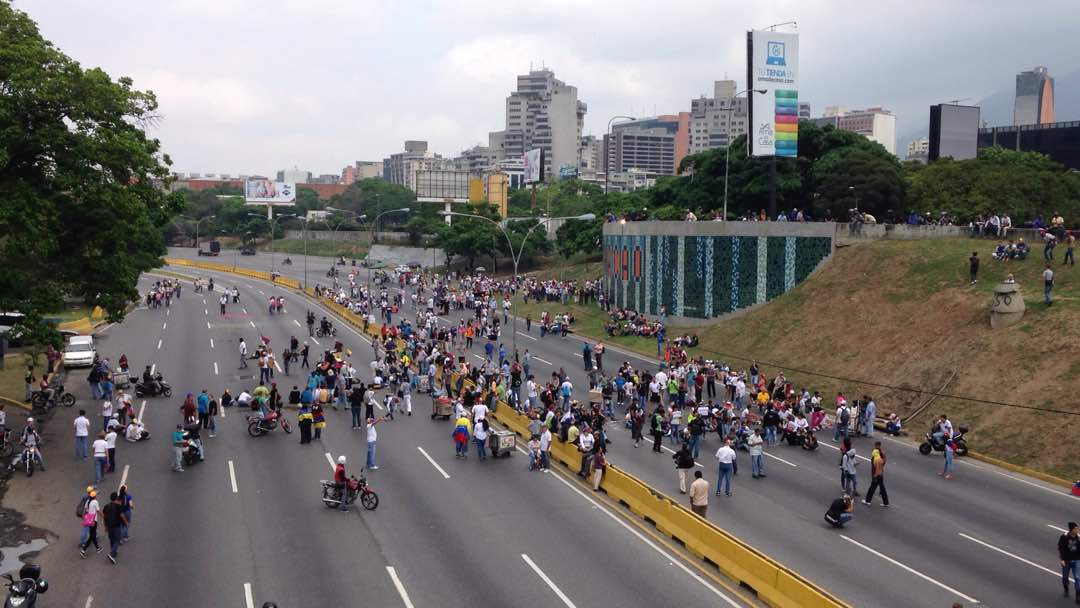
<box><xmin>249</xmin><ymin>320</ymin><xmax>256</xmax><ymax>328</ymax></box>
<box><xmin>820</xmin><ymin>440</ymin><xmax>871</xmax><ymax>462</ymax></box>
<box><xmin>246</xmin><ymin>284</ymin><xmax>253</xmax><ymax>289</ymax></box>
<box><xmin>204</xmin><ymin>309</ymin><xmax>208</xmax><ymax>315</ymax></box>
<box><xmin>157</xmin><ymin>339</ymin><xmax>162</xmax><ymax>349</ymax></box>
<box><xmin>162</xmin><ymin>322</ymin><xmax>167</xmax><ymax>330</ymax></box>
<box><xmin>210</xmin><ymin>338</ymin><xmax>215</xmax><ymax>349</ymax></box>
<box><xmin>324</xmin><ymin>452</ymin><xmax>336</xmax><ymax>471</ymax></box>
<box><xmin>242</xmin><ymin>307</ymin><xmax>248</xmax><ymax>314</ymax></box>
<box><xmin>1049</xmin><ymin>524</ymin><xmax>1069</xmax><ymax>533</ymax></box>
<box><xmin>386</xmin><ymin>567</ymin><xmax>415</xmax><ymax>608</ymax></box>
<box><xmin>294</xmin><ymin>319</ymin><xmax>302</xmax><ymax>328</ymax></box>
<box><xmin>214</xmin><ymin>362</ymin><xmax>219</xmax><ymax>376</ymax></box>
<box><xmin>472</xmin><ymin>354</ymin><xmax>486</xmax><ymax>362</ymax></box>
<box><xmin>207</xmin><ymin>321</ymin><xmax>211</xmax><ymax>329</ymax></box>
<box><xmin>763</xmin><ymin>451</ymin><xmax>799</xmax><ymax>467</ymax></box>
<box><xmin>534</xmin><ymin>356</ymin><xmax>553</xmax><ymax>365</ymax></box>
<box><xmin>84</xmin><ymin>595</ymin><xmax>93</xmax><ymax>608</ymax></box>
<box><xmin>243</xmin><ymin>583</ymin><xmax>254</xmax><ymax>608</ymax></box>
<box><xmin>166</xmin><ymin>309</ymin><xmax>170</xmax><ymax>317</ymax></box>
<box><xmin>150</xmin><ymin>364</ymin><xmax>156</xmax><ymax>376</ymax></box>
<box><xmin>274</xmin><ymin>360</ymin><xmax>282</xmax><ymax>373</ymax></box>
<box><xmin>521</xmin><ymin>554</ymin><xmax>577</xmax><ymax>608</ymax></box>
<box><xmin>310</xmin><ymin>337</ymin><xmax>320</xmax><ymax>345</ymax></box>
<box><xmin>516</xmin><ymin>331</ymin><xmax>538</xmax><ymax>341</ymax></box>
<box><xmin>988</xmin><ymin>470</ymin><xmax>1073</xmax><ymax>498</ymax></box>
<box><xmin>840</xmin><ymin>535</ymin><xmax>978</xmax><ymax>603</ymax></box>
<box><xmin>528</xmin><ymin>445</ymin><xmax>741</xmax><ymax>606</ymax></box>
<box><xmin>138</xmin><ymin>400</ymin><xmax>147</xmax><ymax>421</ymax></box>
<box><xmin>416</xmin><ymin>446</ymin><xmax>451</xmax><ymax>479</ymax></box>
<box><xmin>117</xmin><ymin>464</ymin><xmax>129</xmax><ymax>491</ymax></box>
<box><xmin>228</xmin><ymin>460</ymin><xmax>238</xmax><ymax>493</ymax></box>
<box><xmin>958</xmin><ymin>532</ymin><xmax>1059</xmax><ymax>576</ymax></box>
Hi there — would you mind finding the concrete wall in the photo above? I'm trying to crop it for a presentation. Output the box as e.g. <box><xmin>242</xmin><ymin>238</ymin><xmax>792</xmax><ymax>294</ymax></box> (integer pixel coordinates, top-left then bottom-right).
<box><xmin>834</xmin><ymin>223</ymin><xmax>966</xmax><ymax>244</ymax></box>
<box><xmin>283</xmin><ymin>229</ymin><xmax>411</xmax><ymax>245</ymax></box>
<box><xmin>367</xmin><ymin>245</ymin><xmax>445</xmax><ymax>269</ymax></box>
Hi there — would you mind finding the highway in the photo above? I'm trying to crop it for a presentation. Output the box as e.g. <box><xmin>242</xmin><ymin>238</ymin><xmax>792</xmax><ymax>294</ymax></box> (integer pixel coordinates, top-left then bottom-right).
<box><xmin>4</xmin><ymin>263</ymin><xmax>749</xmax><ymax>608</ymax></box>
<box><xmin>161</xmin><ymin>246</ymin><xmax>1080</xmax><ymax>608</ymax></box>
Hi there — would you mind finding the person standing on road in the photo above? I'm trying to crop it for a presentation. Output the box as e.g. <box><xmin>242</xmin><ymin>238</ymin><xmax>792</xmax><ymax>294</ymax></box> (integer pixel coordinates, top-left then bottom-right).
<box><xmin>220</xmin><ymin>293</ymin><xmax>227</xmax><ymax>315</ymax></box>
<box><xmin>349</xmin><ymin>384</ymin><xmax>365</xmax><ymax>430</ymax></box>
<box><xmin>91</xmin><ymin>431</ymin><xmax>108</xmax><ymax>484</ymax></box>
<box><xmin>969</xmin><ymin>251</ymin><xmax>980</xmax><ymax>285</ymax></box>
<box><xmin>118</xmin><ymin>484</ymin><xmax>133</xmax><ymax>543</ymax></box>
<box><xmin>196</xmin><ymin>389</ymin><xmax>210</xmax><ymax>429</ymax></box>
<box><xmin>24</xmin><ymin>367</ymin><xmax>34</xmax><ymax>403</ymax></box>
<box><xmin>539</xmin><ymin>425</ymin><xmax>552</xmax><ymax>471</ymax></box>
<box><xmin>297</xmin><ymin>404</ymin><xmax>313</xmax><ymax>444</ymax></box>
<box><xmin>841</xmin><ymin>439</ymin><xmax>859</xmax><ymax>496</ymax></box>
<box><xmin>300</xmin><ymin>343</ymin><xmax>310</xmax><ymax>369</ymax></box>
<box><xmin>172</xmin><ymin>425</ymin><xmax>186</xmax><ymax>472</ymax></box>
<box><xmin>861</xmin><ymin>396</ymin><xmax>876</xmax><ymax>438</ymax></box>
<box><xmin>102</xmin><ymin>492</ymin><xmax>127</xmax><ymax>564</ymax></box>
<box><xmin>1059</xmin><ymin>522</ymin><xmax>1080</xmax><ymax>602</ymax></box>
<box><xmin>473</xmin><ymin>418</ymin><xmax>489</xmax><ymax>461</ymax></box>
<box><xmin>864</xmin><ymin>441</ymin><xmax>889</xmax><ymax>507</ymax></box>
<box><xmin>940</xmin><ymin>436</ymin><xmax>956</xmax><ymax>480</ymax></box>
<box><xmin>100</xmin><ymin>399</ymin><xmax>113</xmax><ymax>432</ymax></box>
<box><xmin>311</xmin><ymin>402</ymin><xmax>326</xmax><ymax>440</ymax></box>
<box><xmin>104</xmin><ymin>424</ymin><xmax>118</xmax><ymax>473</ymax></box>
<box><xmin>79</xmin><ymin>489</ymin><xmax>102</xmax><ymax>557</ymax></box>
<box><xmin>748</xmin><ymin>427</ymin><xmax>765</xmax><ymax>479</ymax></box>
<box><xmin>1044</xmin><ymin>263</ymin><xmax>1055</xmax><ymax>305</ymax></box>
<box><xmin>673</xmin><ymin>442</ymin><xmax>695</xmax><ymax>493</ymax></box>
<box><xmin>650</xmin><ymin>406</ymin><xmax>664</xmax><ymax>453</ymax></box>
<box><xmin>715</xmin><ymin>439</ymin><xmax>735</xmax><ymax>496</ymax></box>
<box><xmin>74</xmin><ymin>410</ymin><xmax>90</xmax><ymax>460</ymax></box>
<box><xmin>239</xmin><ymin>338</ymin><xmax>248</xmax><ymax>369</ymax></box>
<box><xmin>689</xmin><ymin>471</ymin><xmax>709</xmax><ymax>517</ymax></box>
<box><xmin>366</xmin><ymin>417</ymin><xmax>384</xmax><ymax>470</ymax></box>
<box><xmin>590</xmin><ymin>445</ymin><xmax>606</xmax><ymax>491</ymax></box>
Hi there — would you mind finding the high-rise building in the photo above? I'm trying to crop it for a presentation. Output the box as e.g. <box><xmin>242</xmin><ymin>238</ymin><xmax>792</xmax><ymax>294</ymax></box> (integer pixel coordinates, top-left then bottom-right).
<box><xmin>276</xmin><ymin>168</ymin><xmax>312</xmax><ymax>183</ymax></box>
<box><xmin>341</xmin><ymin>161</ymin><xmax>383</xmax><ymax>184</ymax></box>
<box><xmin>382</xmin><ymin>141</ymin><xmax>450</xmax><ymax>192</ymax></box>
<box><xmin>688</xmin><ymin>80</ymin><xmax>748</xmax><ymax>155</ymax></box>
<box><xmin>812</xmin><ymin>107</ymin><xmax>897</xmax><ymax>155</ymax></box>
<box><xmin>798</xmin><ymin>102</ymin><xmax>812</xmax><ymax>120</ymax></box>
<box><xmin>1014</xmin><ymin>66</ymin><xmax>1054</xmax><ymax>126</ymax></box>
<box><xmin>453</xmin><ymin>145</ymin><xmax>496</xmax><ymax>175</ymax></box>
<box><xmin>502</xmin><ymin>69</ymin><xmax>587</xmax><ymax>181</ymax></box>
<box><xmin>906</xmin><ymin>137</ymin><xmax>929</xmax><ymax>162</ymax></box>
<box><xmin>604</xmin><ymin>116</ymin><xmax>681</xmax><ymax>176</ymax></box>
<box><xmin>978</xmin><ymin>120</ymin><xmax>1080</xmax><ymax>170</ymax></box>
<box><xmin>578</xmin><ymin>135</ymin><xmax>602</xmax><ymax>177</ymax></box>
<box><xmin>928</xmin><ymin>104</ymin><xmax>979</xmax><ymax>161</ymax></box>
<box><xmin>308</xmin><ymin>174</ymin><xmax>341</xmax><ymax>184</ymax></box>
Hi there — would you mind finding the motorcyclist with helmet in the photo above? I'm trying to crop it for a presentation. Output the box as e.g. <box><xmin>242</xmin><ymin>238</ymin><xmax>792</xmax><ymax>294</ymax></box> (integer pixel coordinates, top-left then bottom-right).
<box><xmin>20</xmin><ymin>418</ymin><xmax>45</xmax><ymax>471</ymax></box>
<box><xmin>141</xmin><ymin>365</ymin><xmax>162</xmax><ymax>396</ymax></box>
<box><xmin>334</xmin><ymin>455</ymin><xmax>349</xmax><ymax>511</ymax></box>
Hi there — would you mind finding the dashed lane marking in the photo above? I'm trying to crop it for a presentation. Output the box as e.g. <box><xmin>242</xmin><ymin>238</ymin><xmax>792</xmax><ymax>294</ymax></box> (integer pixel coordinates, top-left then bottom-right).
<box><xmin>228</xmin><ymin>460</ymin><xmax>238</xmax><ymax>493</ymax></box>
<box><xmin>958</xmin><ymin>532</ymin><xmax>1058</xmax><ymax>577</ymax></box>
<box><xmin>416</xmin><ymin>446</ymin><xmax>450</xmax><ymax>479</ymax></box>
<box><xmin>521</xmin><ymin>554</ymin><xmax>577</xmax><ymax>608</ymax></box>
<box><xmin>840</xmin><ymin>535</ymin><xmax>978</xmax><ymax>603</ymax></box>
<box><xmin>386</xmin><ymin>567</ymin><xmax>415</xmax><ymax>608</ymax></box>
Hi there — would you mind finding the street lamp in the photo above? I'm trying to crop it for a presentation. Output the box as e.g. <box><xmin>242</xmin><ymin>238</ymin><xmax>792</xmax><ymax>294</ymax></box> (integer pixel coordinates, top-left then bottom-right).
<box><xmin>440</xmin><ymin>210</ymin><xmax>595</xmax><ymax>354</ymax></box>
<box><xmin>372</xmin><ymin>207</ymin><xmax>411</xmax><ymax>245</ymax></box>
<box><xmin>604</xmin><ymin>115</ymin><xmax>636</xmax><ymax>194</ymax></box>
<box><xmin>182</xmin><ymin>215</ymin><xmax>215</xmax><ymax>249</ymax></box>
<box><xmin>248</xmin><ymin>212</ymin><xmax>295</xmax><ymax>272</ymax></box>
<box><xmin>723</xmin><ymin>89</ymin><xmax>767</xmax><ymax>221</ymax></box>
<box><xmin>325</xmin><ymin>207</ymin><xmax>368</xmax><ymax>254</ymax></box>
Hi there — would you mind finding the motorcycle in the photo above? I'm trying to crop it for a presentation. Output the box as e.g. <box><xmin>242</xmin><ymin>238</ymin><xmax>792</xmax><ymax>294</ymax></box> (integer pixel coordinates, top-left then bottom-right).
<box><xmin>282</xmin><ymin>257</ymin><xmax>293</xmax><ymax>266</ymax></box>
<box><xmin>181</xmin><ymin>424</ymin><xmax>204</xmax><ymax>466</ymax></box>
<box><xmin>134</xmin><ymin>373</ymin><xmax>172</xmax><ymax>398</ymax></box>
<box><xmin>247</xmin><ymin>410</ymin><xmax>292</xmax><ymax>437</ymax></box>
<box><xmin>315</xmin><ymin>326</ymin><xmax>337</xmax><ymax>338</ymax></box>
<box><xmin>3</xmin><ymin>564</ymin><xmax>48</xmax><ymax>608</ymax></box>
<box><xmin>919</xmin><ymin>425</ymin><xmax>969</xmax><ymax>456</ymax></box>
<box><xmin>19</xmin><ymin>445</ymin><xmax>41</xmax><ymax>477</ymax></box>
<box><xmin>320</xmin><ymin>474</ymin><xmax>379</xmax><ymax>511</ymax></box>
<box><xmin>30</xmin><ymin>384</ymin><xmax>75</xmax><ymax>411</ymax></box>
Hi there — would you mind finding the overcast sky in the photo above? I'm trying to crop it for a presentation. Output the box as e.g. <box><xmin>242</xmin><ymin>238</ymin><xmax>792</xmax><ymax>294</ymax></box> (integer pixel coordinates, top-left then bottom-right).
<box><xmin>18</xmin><ymin>0</ymin><xmax>1080</xmax><ymax>176</ymax></box>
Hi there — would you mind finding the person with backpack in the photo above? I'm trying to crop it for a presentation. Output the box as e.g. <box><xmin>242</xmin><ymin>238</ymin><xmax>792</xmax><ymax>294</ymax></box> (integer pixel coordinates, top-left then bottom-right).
<box><xmin>834</xmin><ymin>399</ymin><xmax>851</xmax><ymax>442</ymax></box>
<box><xmin>78</xmin><ymin>488</ymin><xmax>102</xmax><ymax>557</ymax></box>
<box><xmin>673</xmin><ymin>443</ymin><xmax>696</xmax><ymax>493</ymax></box>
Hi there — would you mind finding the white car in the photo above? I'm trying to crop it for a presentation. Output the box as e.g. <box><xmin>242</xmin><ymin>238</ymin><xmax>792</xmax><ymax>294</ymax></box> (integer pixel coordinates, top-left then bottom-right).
<box><xmin>63</xmin><ymin>335</ymin><xmax>96</xmax><ymax>367</ymax></box>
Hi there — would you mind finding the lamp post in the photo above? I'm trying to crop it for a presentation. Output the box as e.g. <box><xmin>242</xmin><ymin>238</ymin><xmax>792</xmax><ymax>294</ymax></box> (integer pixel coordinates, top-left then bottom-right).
<box><xmin>325</xmin><ymin>207</ymin><xmax>368</xmax><ymax>254</ymax></box>
<box><xmin>440</xmin><ymin>211</ymin><xmax>595</xmax><ymax>354</ymax></box>
<box><xmin>182</xmin><ymin>215</ymin><xmax>215</xmax><ymax>249</ymax></box>
<box><xmin>604</xmin><ymin>115</ymin><xmax>636</xmax><ymax>194</ymax></box>
<box><xmin>723</xmin><ymin>89</ymin><xmax>767</xmax><ymax>221</ymax></box>
<box><xmin>248</xmin><ymin>212</ymin><xmax>295</xmax><ymax>272</ymax></box>
<box><xmin>372</xmin><ymin>207</ymin><xmax>412</xmax><ymax>245</ymax></box>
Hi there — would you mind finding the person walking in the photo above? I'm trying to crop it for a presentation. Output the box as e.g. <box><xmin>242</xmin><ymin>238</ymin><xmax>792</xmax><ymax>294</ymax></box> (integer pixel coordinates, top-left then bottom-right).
<box><xmin>366</xmin><ymin>417</ymin><xmax>384</xmax><ymax>470</ymax></box>
<box><xmin>473</xmin><ymin>418</ymin><xmax>489</xmax><ymax>461</ymax></box>
<box><xmin>118</xmin><ymin>484</ymin><xmax>133</xmax><ymax>543</ymax></box>
<box><xmin>841</xmin><ymin>440</ymin><xmax>859</xmax><ymax>496</ymax></box>
<box><xmin>100</xmin><ymin>399</ymin><xmax>113</xmax><ymax>432</ymax></box>
<box><xmin>650</xmin><ymin>407</ymin><xmax>664</xmax><ymax>453</ymax></box>
<box><xmin>238</xmin><ymin>338</ymin><xmax>248</xmax><ymax>369</ymax></box>
<box><xmin>78</xmin><ymin>489</ymin><xmax>102</xmax><ymax>557</ymax></box>
<box><xmin>748</xmin><ymin>427</ymin><xmax>765</xmax><ymax>479</ymax></box>
<box><xmin>91</xmin><ymin>431</ymin><xmax>108</xmax><ymax>484</ymax></box>
<box><xmin>349</xmin><ymin>384</ymin><xmax>365</xmax><ymax>430</ymax></box>
<box><xmin>715</xmin><ymin>439</ymin><xmax>735</xmax><ymax>496</ymax></box>
<box><xmin>74</xmin><ymin>410</ymin><xmax>90</xmax><ymax>460</ymax></box>
<box><xmin>1044</xmin><ymin>264</ymin><xmax>1055</xmax><ymax>306</ymax></box>
<box><xmin>864</xmin><ymin>441</ymin><xmax>889</xmax><ymax>507</ymax></box>
<box><xmin>311</xmin><ymin>402</ymin><xmax>326</xmax><ymax>440</ymax></box>
<box><xmin>102</xmin><ymin>492</ymin><xmax>127</xmax><ymax>564</ymax></box>
<box><xmin>673</xmin><ymin>442</ymin><xmax>695</xmax><ymax>493</ymax></box>
<box><xmin>1059</xmin><ymin>522</ymin><xmax>1080</xmax><ymax>602</ymax></box>
<box><xmin>207</xmin><ymin>393</ymin><xmax>218</xmax><ymax>438</ymax></box>
<box><xmin>452</xmin><ymin>414</ymin><xmax>471</xmax><ymax>460</ymax></box>
<box><xmin>104</xmin><ymin>423</ymin><xmax>118</xmax><ymax>473</ymax></box>
<box><xmin>297</xmin><ymin>404</ymin><xmax>313</xmax><ymax>444</ymax></box>
<box><xmin>196</xmin><ymin>389</ymin><xmax>210</xmax><ymax>429</ymax></box>
<box><xmin>172</xmin><ymin>424</ymin><xmax>186</xmax><ymax>472</ymax></box>
<box><xmin>969</xmin><ymin>251</ymin><xmax>980</xmax><ymax>285</ymax></box>
<box><xmin>590</xmin><ymin>445</ymin><xmax>606</xmax><ymax>491</ymax></box>
<box><xmin>300</xmin><ymin>343</ymin><xmax>310</xmax><ymax>369</ymax></box>
<box><xmin>689</xmin><ymin>471</ymin><xmax>709</xmax><ymax>517</ymax></box>
<box><xmin>24</xmin><ymin>367</ymin><xmax>34</xmax><ymax>403</ymax></box>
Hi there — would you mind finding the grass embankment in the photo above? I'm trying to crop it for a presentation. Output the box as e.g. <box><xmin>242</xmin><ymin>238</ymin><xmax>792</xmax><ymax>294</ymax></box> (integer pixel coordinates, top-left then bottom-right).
<box><xmin>517</xmin><ymin>239</ymin><xmax>1080</xmax><ymax>480</ymax></box>
<box><xmin>0</xmin><ymin>354</ymin><xmax>46</xmax><ymax>404</ymax></box>
<box><xmin>258</xmin><ymin>239</ymin><xmax>369</xmax><ymax>259</ymax></box>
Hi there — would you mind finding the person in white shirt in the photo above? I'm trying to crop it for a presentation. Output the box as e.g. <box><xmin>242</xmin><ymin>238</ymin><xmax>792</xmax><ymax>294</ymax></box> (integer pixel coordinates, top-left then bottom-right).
<box><xmin>92</xmin><ymin>431</ymin><xmax>109</xmax><ymax>483</ymax></box>
<box><xmin>471</xmin><ymin>402</ymin><xmax>488</xmax><ymax>423</ymax></box>
<box><xmin>238</xmin><ymin>338</ymin><xmax>248</xmax><ymax>369</ymax></box>
<box><xmin>100</xmin><ymin>401</ymin><xmax>113</xmax><ymax>432</ymax></box>
<box><xmin>74</xmin><ymin>410</ymin><xmax>91</xmax><ymax>459</ymax></box>
<box><xmin>538</xmin><ymin>428</ymin><xmax>552</xmax><ymax>471</ymax></box>
<box><xmin>125</xmin><ymin>419</ymin><xmax>149</xmax><ymax>442</ymax></box>
<box><xmin>104</xmin><ymin>427</ymin><xmax>118</xmax><ymax>473</ymax></box>
<box><xmin>715</xmin><ymin>439</ymin><xmax>736</xmax><ymax>496</ymax></box>
<box><xmin>747</xmin><ymin>428</ymin><xmax>765</xmax><ymax>478</ymax></box>
<box><xmin>577</xmin><ymin>430</ymin><xmax>596</xmax><ymax>476</ymax></box>
<box><xmin>365</xmin><ymin>417</ymin><xmax>384</xmax><ymax>470</ymax></box>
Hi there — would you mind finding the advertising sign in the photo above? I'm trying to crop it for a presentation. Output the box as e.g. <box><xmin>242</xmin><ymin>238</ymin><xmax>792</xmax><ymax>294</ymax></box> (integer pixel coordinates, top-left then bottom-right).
<box><xmin>748</xmin><ymin>30</ymin><xmax>799</xmax><ymax>157</ymax></box>
<box><xmin>244</xmin><ymin>179</ymin><xmax>296</xmax><ymax>204</ymax></box>
<box><xmin>415</xmin><ymin>170</ymin><xmax>470</xmax><ymax>202</ymax></box>
<box><xmin>523</xmin><ymin>148</ymin><xmax>544</xmax><ymax>184</ymax></box>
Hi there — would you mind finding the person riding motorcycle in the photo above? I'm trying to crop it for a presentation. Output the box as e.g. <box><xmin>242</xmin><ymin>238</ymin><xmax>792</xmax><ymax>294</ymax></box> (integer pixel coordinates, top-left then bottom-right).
<box><xmin>20</xmin><ymin>418</ymin><xmax>45</xmax><ymax>470</ymax></box>
<box><xmin>319</xmin><ymin>316</ymin><xmax>332</xmax><ymax>336</ymax></box>
<box><xmin>334</xmin><ymin>455</ymin><xmax>349</xmax><ymax>511</ymax></box>
<box><xmin>140</xmin><ymin>365</ymin><xmax>162</xmax><ymax>395</ymax></box>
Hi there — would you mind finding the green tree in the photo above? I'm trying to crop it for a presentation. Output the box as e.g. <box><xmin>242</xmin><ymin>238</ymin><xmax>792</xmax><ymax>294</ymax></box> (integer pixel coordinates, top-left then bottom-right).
<box><xmin>326</xmin><ymin>178</ymin><xmax>416</xmax><ymax>227</ymax></box>
<box><xmin>555</xmin><ymin>218</ymin><xmax>601</xmax><ymax>259</ymax></box>
<box><xmin>0</xmin><ymin>3</ymin><xmax>183</xmax><ymax>346</ymax></box>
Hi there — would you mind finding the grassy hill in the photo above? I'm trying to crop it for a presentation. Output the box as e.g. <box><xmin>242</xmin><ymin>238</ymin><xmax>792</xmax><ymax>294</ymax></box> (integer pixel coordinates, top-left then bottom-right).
<box><xmin>519</xmin><ymin>239</ymin><xmax>1080</xmax><ymax>480</ymax></box>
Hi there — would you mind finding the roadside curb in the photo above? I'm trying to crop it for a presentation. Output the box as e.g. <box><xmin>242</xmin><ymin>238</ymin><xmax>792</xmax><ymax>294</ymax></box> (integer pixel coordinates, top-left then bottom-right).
<box><xmin>967</xmin><ymin>450</ymin><xmax>1075</xmax><ymax>489</ymax></box>
<box><xmin>0</xmin><ymin>394</ymin><xmax>31</xmax><ymax>412</ymax></box>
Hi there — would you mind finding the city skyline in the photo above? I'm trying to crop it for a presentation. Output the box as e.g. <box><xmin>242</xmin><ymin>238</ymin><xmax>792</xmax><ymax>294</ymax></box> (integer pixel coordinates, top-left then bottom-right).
<box><xmin>19</xmin><ymin>0</ymin><xmax>1080</xmax><ymax>175</ymax></box>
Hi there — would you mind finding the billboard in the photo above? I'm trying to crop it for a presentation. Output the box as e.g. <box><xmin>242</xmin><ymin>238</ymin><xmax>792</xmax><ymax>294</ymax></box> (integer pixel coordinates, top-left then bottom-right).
<box><xmin>747</xmin><ymin>30</ymin><xmax>799</xmax><ymax>158</ymax></box>
<box><xmin>929</xmin><ymin>104</ymin><xmax>980</xmax><ymax>161</ymax></box>
<box><xmin>244</xmin><ymin>179</ymin><xmax>296</xmax><ymax>204</ymax></box>
<box><xmin>415</xmin><ymin>170</ymin><xmax>470</xmax><ymax>202</ymax></box>
<box><xmin>523</xmin><ymin>148</ymin><xmax>544</xmax><ymax>184</ymax></box>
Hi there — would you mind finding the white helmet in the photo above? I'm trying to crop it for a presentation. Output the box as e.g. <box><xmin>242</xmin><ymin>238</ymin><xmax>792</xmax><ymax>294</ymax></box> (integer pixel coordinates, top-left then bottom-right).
<box><xmin>26</xmin><ymin>417</ymin><xmax>34</xmax><ymax>424</ymax></box>
<box><xmin>337</xmin><ymin>455</ymin><xmax>346</xmax><ymax>464</ymax></box>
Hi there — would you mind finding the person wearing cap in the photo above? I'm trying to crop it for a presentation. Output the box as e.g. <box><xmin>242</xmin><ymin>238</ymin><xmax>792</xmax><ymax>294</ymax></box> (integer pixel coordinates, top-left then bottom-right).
<box><xmin>1060</xmin><ymin>522</ymin><xmax>1080</xmax><ymax>601</ymax></box>
<box><xmin>79</xmin><ymin>488</ymin><xmax>102</xmax><ymax>557</ymax></box>
<box><xmin>824</xmin><ymin>493</ymin><xmax>854</xmax><ymax>528</ymax></box>
<box><xmin>171</xmin><ymin>425</ymin><xmax>186</xmax><ymax>472</ymax></box>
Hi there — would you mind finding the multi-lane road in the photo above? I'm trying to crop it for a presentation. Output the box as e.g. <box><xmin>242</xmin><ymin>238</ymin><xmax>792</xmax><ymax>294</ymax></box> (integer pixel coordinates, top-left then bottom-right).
<box><xmin>161</xmin><ymin>246</ymin><xmax>1080</xmax><ymax>608</ymax></box>
<box><xmin>3</xmin><ymin>257</ymin><xmax>750</xmax><ymax>608</ymax></box>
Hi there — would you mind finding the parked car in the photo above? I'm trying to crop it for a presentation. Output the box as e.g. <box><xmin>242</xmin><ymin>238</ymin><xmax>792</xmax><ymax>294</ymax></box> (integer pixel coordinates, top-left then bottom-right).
<box><xmin>63</xmin><ymin>335</ymin><xmax>96</xmax><ymax>367</ymax></box>
<box><xmin>0</xmin><ymin>311</ymin><xmax>25</xmax><ymax>346</ymax></box>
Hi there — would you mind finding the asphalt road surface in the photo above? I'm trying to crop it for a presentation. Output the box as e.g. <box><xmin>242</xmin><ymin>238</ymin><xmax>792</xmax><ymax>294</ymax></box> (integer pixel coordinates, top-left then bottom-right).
<box><xmin>3</xmin><ymin>267</ymin><xmax>751</xmax><ymax>608</ymax></box>
<box><xmin>159</xmin><ymin>247</ymin><xmax>1080</xmax><ymax>608</ymax></box>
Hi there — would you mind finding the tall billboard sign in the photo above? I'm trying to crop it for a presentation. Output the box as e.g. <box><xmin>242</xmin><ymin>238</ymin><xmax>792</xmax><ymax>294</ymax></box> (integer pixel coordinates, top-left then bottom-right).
<box><xmin>244</xmin><ymin>179</ymin><xmax>296</xmax><ymax>205</ymax></box>
<box><xmin>523</xmin><ymin>148</ymin><xmax>544</xmax><ymax>184</ymax></box>
<box><xmin>747</xmin><ymin>30</ymin><xmax>799</xmax><ymax>158</ymax></box>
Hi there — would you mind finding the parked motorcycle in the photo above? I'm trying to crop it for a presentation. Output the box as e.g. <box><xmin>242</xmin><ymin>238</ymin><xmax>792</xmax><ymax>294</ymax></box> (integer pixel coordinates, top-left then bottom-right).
<box><xmin>247</xmin><ymin>411</ymin><xmax>292</xmax><ymax>437</ymax></box>
<box><xmin>320</xmin><ymin>474</ymin><xmax>378</xmax><ymax>511</ymax></box>
<box><xmin>30</xmin><ymin>384</ymin><xmax>75</xmax><ymax>411</ymax></box>
<box><xmin>315</xmin><ymin>326</ymin><xmax>337</xmax><ymax>338</ymax></box>
<box><xmin>134</xmin><ymin>373</ymin><xmax>172</xmax><ymax>398</ymax></box>
<box><xmin>3</xmin><ymin>564</ymin><xmax>48</xmax><ymax>608</ymax></box>
<box><xmin>919</xmin><ymin>425</ymin><xmax>969</xmax><ymax>456</ymax></box>
<box><xmin>182</xmin><ymin>424</ymin><xmax>204</xmax><ymax>466</ymax></box>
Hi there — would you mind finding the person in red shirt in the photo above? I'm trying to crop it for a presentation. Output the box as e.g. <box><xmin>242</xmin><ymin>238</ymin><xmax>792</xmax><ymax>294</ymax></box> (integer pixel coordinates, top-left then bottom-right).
<box><xmin>334</xmin><ymin>455</ymin><xmax>349</xmax><ymax>511</ymax></box>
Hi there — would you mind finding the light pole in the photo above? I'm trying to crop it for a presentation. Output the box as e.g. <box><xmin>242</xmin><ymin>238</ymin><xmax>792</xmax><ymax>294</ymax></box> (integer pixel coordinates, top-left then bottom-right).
<box><xmin>248</xmin><ymin>212</ymin><xmax>295</xmax><ymax>272</ymax></box>
<box><xmin>372</xmin><ymin>208</ymin><xmax>411</xmax><ymax>245</ymax></box>
<box><xmin>723</xmin><ymin>89</ymin><xmax>767</xmax><ymax>221</ymax></box>
<box><xmin>604</xmin><ymin>115</ymin><xmax>635</xmax><ymax>194</ymax></box>
<box><xmin>441</xmin><ymin>211</ymin><xmax>595</xmax><ymax>354</ymax></box>
<box><xmin>325</xmin><ymin>207</ymin><xmax>367</xmax><ymax>255</ymax></box>
<box><xmin>182</xmin><ymin>215</ymin><xmax>215</xmax><ymax>249</ymax></box>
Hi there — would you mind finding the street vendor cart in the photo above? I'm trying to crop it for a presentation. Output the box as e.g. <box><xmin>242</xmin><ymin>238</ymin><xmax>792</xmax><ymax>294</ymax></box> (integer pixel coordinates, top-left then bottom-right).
<box><xmin>431</xmin><ymin>392</ymin><xmax>453</xmax><ymax>420</ymax></box>
<box><xmin>489</xmin><ymin>429</ymin><xmax>515</xmax><ymax>458</ymax></box>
